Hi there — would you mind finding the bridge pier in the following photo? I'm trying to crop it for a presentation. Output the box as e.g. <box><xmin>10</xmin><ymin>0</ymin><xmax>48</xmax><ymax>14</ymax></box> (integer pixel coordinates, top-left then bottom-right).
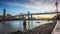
<box><xmin>31</xmin><ymin>14</ymin><xmax>33</xmax><ymax>29</ymax></box>
<box><xmin>28</xmin><ymin>11</ymin><xmax>30</xmax><ymax>30</ymax></box>
<box><xmin>23</xmin><ymin>15</ymin><xmax>27</xmax><ymax>31</ymax></box>
<box><xmin>31</xmin><ymin>14</ymin><xmax>32</xmax><ymax>18</ymax></box>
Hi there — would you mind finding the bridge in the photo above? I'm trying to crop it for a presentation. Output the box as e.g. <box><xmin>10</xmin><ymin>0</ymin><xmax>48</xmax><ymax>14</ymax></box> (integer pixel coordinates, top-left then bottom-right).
<box><xmin>13</xmin><ymin>11</ymin><xmax>60</xmax><ymax>20</ymax></box>
<box><xmin>14</xmin><ymin>12</ymin><xmax>60</xmax><ymax>16</ymax></box>
<box><xmin>1</xmin><ymin>9</ymin><xmax>60</xmax><ymax>21</ymax></box>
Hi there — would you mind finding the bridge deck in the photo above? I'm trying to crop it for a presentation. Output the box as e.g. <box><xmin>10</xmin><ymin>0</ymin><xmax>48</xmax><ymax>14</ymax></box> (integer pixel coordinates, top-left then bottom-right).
<box><xmin>14</xmin><ymin>12</ymin><xmax>60</xmax><ymax>16</ymax></box>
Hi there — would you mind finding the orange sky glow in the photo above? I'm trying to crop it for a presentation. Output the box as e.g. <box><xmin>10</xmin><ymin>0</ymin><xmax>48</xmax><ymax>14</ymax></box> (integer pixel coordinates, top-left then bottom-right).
<box><xmin>33</xmin><ymin>14</ymin><xmax>56</xmax><ymax>19</ymax></box>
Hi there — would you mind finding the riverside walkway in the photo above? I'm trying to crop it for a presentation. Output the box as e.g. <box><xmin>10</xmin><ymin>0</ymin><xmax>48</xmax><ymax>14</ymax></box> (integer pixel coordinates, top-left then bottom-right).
<box><xmin>51</xmin><ymin>21</ymin><xmax>60</xmax><ymax>34</ymax></box>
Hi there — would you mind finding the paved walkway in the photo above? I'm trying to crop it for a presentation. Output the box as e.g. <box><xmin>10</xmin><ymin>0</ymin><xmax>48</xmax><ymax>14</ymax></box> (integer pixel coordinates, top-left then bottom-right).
<box><xmin>51</xmin><ymin>21</ymin><xmax>60</xmax><ymax>34</ymax></box>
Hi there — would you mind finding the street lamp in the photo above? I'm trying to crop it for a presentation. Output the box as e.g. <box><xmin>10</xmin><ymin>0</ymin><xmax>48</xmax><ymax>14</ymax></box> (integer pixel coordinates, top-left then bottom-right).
<box><xmin>55</xmin><ymin>0</ymin><xmax>59</xmax><ymax>20</ymax></box>
<box><xmin>55</xmin><ymin>0</ymin><xmax>58</xmax><ymax>13</ymax></box>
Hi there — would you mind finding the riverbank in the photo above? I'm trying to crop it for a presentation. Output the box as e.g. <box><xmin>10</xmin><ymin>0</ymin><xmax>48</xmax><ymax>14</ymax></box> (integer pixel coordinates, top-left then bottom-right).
<box><xmin>8</xmin><ymin>21</ymin><xmax>57</xmax><ymax>34</ymax></box>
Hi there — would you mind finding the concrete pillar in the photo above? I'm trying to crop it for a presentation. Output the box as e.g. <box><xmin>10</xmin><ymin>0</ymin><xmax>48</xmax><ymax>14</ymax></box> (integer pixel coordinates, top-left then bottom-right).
<box><xmin>22</xmin><ymin>15</ymin><xmax>25</xmax><ymax>18</ymax></box>
<box><xmin>28</xmin><ymin>11</ymin><xmax>30</xmax><ymax>30</ymax></box>
<box><xmin>23</xmin><ymin>14</ymin><xmax>27</xmax><ymax>31</ymax></box>
<box><xmin>31</xmin><ymin>14</ymin><xmax>32</xmax><ymax>18</ymax></box>
<box><xmin>31</xmin><ymin>14</ymin><xmax>33</xmax><ymax>29</ymax></box>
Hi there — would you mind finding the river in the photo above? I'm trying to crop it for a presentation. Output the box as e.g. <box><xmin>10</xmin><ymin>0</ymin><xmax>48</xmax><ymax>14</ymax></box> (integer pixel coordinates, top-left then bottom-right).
<box><xmin>0</xmin><ymin>20</ymin><xmax>54</xmax><ymax>34</ymax></box>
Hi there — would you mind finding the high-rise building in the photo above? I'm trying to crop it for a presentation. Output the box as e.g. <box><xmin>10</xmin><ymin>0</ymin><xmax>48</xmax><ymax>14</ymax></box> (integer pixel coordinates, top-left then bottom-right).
<box><xmin>3</xmin><ymin>9</ymin><xmax>6</xmax><ymax>17</ymax></box>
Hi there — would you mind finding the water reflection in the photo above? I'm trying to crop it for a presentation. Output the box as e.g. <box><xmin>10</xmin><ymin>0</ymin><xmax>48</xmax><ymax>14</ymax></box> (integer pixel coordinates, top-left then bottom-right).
<box><xmin>0</xmin><ymin>20</ymin><xmax>54</xmax><ymax>34</ymax></box>
<box><xmin>23</xmin><ymin>20</ymin><xmax>27</xmax><ymax>31</ymax></box>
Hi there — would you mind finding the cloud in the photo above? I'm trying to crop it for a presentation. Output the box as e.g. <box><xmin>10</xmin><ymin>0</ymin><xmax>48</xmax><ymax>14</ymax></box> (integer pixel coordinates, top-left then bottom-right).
<box><xmin>0</xmin><ymin>0</ymin><xmax>60</xmax><ymax>11</ymax></box>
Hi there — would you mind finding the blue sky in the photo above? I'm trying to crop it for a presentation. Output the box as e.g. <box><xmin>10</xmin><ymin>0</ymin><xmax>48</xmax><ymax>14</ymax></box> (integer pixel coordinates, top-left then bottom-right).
<box><xmin>0</xmin><ymin>0</ymin><xmax>60</xmax><ymax>15</ymax></box>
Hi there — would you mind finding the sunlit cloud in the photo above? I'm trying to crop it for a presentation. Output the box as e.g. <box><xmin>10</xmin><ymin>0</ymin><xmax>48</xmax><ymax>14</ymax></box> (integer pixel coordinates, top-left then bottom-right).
<box><xmin>0</xmin><ymin>0</ymin><xmax>60</xmax><ymax>16</ymax></box>
<box><xmin>0</xmin><ymin>0</ymin><xmax>60</xmax><ymax>15</ymax></box>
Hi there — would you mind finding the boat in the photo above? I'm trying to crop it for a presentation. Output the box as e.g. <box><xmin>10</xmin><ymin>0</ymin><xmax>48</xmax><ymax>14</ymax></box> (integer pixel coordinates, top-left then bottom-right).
<box><xmin>36</xmin><ymin>22</ymin><xmax>40</xmax><ymax>23</ymax></box>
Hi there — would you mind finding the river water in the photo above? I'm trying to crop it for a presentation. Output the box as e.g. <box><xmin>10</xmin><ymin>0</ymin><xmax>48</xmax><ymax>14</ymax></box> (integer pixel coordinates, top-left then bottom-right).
<box><xmin>0</xmin><ymin>20</ymin><xmax>54</xmax><ymax>34</ymax></box>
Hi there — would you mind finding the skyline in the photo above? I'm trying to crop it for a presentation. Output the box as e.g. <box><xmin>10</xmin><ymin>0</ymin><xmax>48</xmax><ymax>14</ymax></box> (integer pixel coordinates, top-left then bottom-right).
<box><xmin>0</xmin><ymin>0</ymin><xmax>60</xmax><ymax>15</ymax></box>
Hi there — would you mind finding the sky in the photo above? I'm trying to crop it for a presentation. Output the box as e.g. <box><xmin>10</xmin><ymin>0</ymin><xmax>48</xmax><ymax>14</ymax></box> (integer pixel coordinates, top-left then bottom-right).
<box><xmin>0</xmin><ymin>0</ymin><xmax>60</xmax><ymax>15</ymax></box>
